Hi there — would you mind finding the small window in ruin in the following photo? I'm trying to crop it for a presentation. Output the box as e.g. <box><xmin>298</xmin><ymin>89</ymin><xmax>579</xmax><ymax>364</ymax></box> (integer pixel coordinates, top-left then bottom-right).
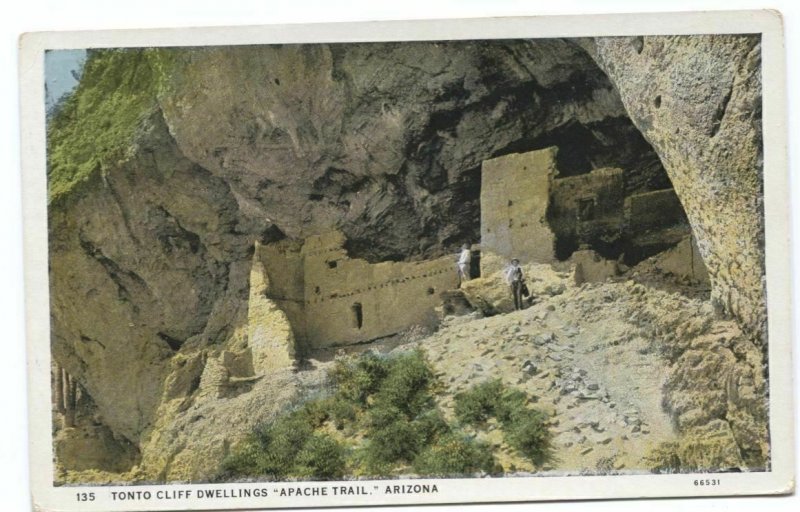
<box><xmin>351</xmin><ymin>302</ymin><xmax>363</xmax><ymax>329</ymax></box>
<box><xmin>577</xmin><ymin>197</ymin><xmax>596</xmax><ymax>221</ymax></box>
<box><xmin>508</xmin><ymin>200</ymin><xmax>513</xmax><ymax>207</ymax></box>
<box><xmin>427</xmin><ymin>287</ymin><xmax>435</xmax><ymax>295</ymax></box>
<box><xmin>315</xmin><ymin>286</ymin><xmax>321</xmax><ymax>294</ymax></box>
<box><xmin>327</xmin><ymin>260</ymin><xmax>338</xmax><ymax>269</ymax></box>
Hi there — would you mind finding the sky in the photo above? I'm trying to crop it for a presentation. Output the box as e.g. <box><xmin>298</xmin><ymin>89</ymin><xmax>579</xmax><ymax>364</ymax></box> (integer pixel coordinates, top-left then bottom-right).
<box><xmin>44</xmin><ymin>49</ymin><xmax>86</xmax><ymax>112</ymax></box>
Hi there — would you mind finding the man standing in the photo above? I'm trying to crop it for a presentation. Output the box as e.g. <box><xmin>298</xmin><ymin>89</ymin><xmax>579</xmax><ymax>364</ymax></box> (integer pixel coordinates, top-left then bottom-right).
<box><xmin>505</xmin><ymin>258</ymin><xmax>525</xmax><ymax>310</ymax></box>
<box><xmin>457</xmin><ymin>243</ymin><xmax>472</xmax><ymax>287</ymax></box>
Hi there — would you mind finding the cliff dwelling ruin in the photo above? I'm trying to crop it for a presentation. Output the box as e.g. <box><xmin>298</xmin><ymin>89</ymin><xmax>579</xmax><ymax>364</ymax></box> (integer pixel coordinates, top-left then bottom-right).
<box><xmin>248</xmin><ymin>231</ymin><xmax>457</xmax><ymax>366</ymax></box>
<box><xmin>45</xmin><ymin>35</ymin><xmax>767</xmax><ymax>482</ymax></box>
<box><xmin>249</xmin><ymin>145</ymin><xmax>704</xmax><ymax>368</ymax></box>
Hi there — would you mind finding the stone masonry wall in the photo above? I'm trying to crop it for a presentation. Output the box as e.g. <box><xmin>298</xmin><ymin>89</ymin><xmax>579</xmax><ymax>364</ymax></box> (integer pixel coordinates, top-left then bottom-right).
<box><xmin>480</xmin><ymin>148</ymin><xmax>558</xmax><ymax>274</ymax></box>
<box><xmin>548</xmin><ymin>167</ymin><xmax>625</xmax><ymax>254</ymax></box>
<box><xmin>624</xmin><ymin>188</ymin><xmax>686</xmax><ymax>233</ymax></box>
<box><xmin>255</xmin><ymin>240</ymin><xmax>307</xmax><ymax>352</ymax></box>
<box><xmin>302</xmin><ymin>232</ymin><xmax>458</xmax><ymax>348</ymax></box>
<box><xmin>247</xmin><ymin>244</ymin><xmax>297</xmax><ymax>373</ymax></box>
<box><xmin>252</xmin><ymin>232</ymin><xmax>459</xmax><ymax>354</ymax></box>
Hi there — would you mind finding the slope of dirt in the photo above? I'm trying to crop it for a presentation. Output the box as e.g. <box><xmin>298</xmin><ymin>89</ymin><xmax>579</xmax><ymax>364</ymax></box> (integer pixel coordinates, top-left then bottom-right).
<box><xmin>383</xmin><ymin>265</ymin><xmax>766</xmax><ymax>474</ymax></box>
<box><xmin>404</xmin><ymin>280</ymin><xmax>675</xmax><ymax>473</ymax></box>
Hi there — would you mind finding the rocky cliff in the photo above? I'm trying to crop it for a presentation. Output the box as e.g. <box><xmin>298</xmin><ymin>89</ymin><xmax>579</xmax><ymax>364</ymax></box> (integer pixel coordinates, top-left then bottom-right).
<box><xmin>588</xmin><ymin>35</ymin><xmax>765</xmax><ymax>342</ymax></box>
<box><xmin>46</xmin><ymin>36</ymin><xmax>766</xmax><ymax>481</ymax></box>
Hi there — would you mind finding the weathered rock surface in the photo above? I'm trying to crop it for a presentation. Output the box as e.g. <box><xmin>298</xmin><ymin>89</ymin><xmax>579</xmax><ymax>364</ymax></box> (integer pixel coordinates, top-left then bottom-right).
<box><xmin>49</xmin><ymin>111</ymin><xmax>253</xmax><ymax>444</ymax></box>
<box><xmin>442</xmin><ymin>266</ymin><xmax>768</xmax><ymax>472</ymax></box>
<box><xmin>459</xmin><ymin>256</ymin><xmax>568</xmax><ymax>315</ymax></box>
<box><xmin>159</xmin><ymin>40</ymin><xmax>666</xmax><ymax>262</ymax></box>
<box><xmin>589</xmin><ymin>35</ymin><xmax>765</xmax><ymax>341</ymax></box>
<box><xmin>55</xmin><ymin>425</ymin><xmax>139</xmax><ymax>473</ymax></box>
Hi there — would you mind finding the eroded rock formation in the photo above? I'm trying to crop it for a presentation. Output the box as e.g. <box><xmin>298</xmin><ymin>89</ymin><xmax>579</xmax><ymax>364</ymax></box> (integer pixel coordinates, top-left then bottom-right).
<box><xmin>588</xmin><ymin>35</ymin><xmax>765</xmax><ymax>341</ymax></box>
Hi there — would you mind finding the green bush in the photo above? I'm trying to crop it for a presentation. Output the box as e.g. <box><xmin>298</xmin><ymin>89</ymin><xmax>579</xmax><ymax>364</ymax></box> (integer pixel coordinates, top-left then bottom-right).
<box><xmin>453</xmin><ymin>379</ymin><xmax>505</xmax><ymax>425</ymax></box>
<box><xmin>361</xmin><ymin>405</ymin><xmax>420</xmax><ymax>472</ymax></box>
<box><xmin>328</xmin><ymin>352</ymin><xmax>388</xmax><ymax>405</ymax></box>
<box><xmin>294</xmin><ymin>433</ymin><xmax>347</xmax><ymax>479</ymax></box>
<box><xmin>326</xmin><ymin>396</ymin><xmax>359</xmax><ymax>430</ymax></box>
<box><xmin>413</xmin><ymin>434</ymin><xmax>499</xmax><ymax>477</ymax></box>
<box><xmin>219</xmin><ymin>434</ymin><xmax>263</xmax><ymax>477</ymax></box>
<box><xmin>221</xmin><ymin>350</ymin><xmax>555</xmax><ymax>480</ymax></box>
<box><xmin>300</xmin><ymin>399</ymin><xmax>331</xmax><ymax>428</ymax></box>
<box><xmin>373</xmin><ymin>350</ymin><xmax>436</xmax><ymax>417</ymax></box>
<box><xmin>501</xmin><ymin>408</ymin><xmax>553</xmax><ymax>467</ymax></box>
<box><xmin>222</xmin><ymin>408</ymin><xmax>340</xmax><ymax>479</ymax></box>
<box><xmin>494</xmin><ymin>387</ymin><xmax>529</xmax><ymax>425</ymax></box>
<box><xmin>413</xmin><ymin>409</ymin><xmax>451</xmax><ymax>446</ymax></box>
<box><xmin>454</xmin><ymin>379</ymin><xmax>553</xmax><ymax>468</ymax></box>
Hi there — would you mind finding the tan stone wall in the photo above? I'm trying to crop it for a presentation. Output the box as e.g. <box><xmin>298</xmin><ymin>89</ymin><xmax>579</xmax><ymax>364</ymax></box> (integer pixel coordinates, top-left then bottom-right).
<box><xmin>549</xmin><ymin>167</ymin><xmax>625</xmax><ymax>248</ymax></box>
<box><xmin>248</xmin><ymin>232</ymin><xmax>459</xmax><ymax>354</ymax></box>
<box><xmin>652</xmin><ymin>235</ymin><xmax>710</xmax><ymax>284</ymax></box>
<box><xmin>302</xmin><ymin>232</ymin><xmax>458</xmax><ymax>347</ymax></box>
<box><xmin>247</xmin><ymin>244</ymin><xmax>297</xmax><ymax>373</ymax></box>
<box><xmin>256</xmin><ymin>240</ymin><xmax>307</xmax><ymax>349</ymax></box>
<box><xmin>572</xmin><ymin>249</ymin><xmax>620</xmax><ymax>284</ymax></box>
<box><xmin>480</xmin><ymin>148</ymin><xmax>558</xmax><ymax>274</ymax></box>
<box><xmin>624</xmin><ymin>188</ymin><xmax>686</xmax><ymax>233</ymax></box>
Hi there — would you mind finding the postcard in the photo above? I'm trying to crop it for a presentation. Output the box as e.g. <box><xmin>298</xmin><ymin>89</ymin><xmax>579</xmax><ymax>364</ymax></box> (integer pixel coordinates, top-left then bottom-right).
<box><xmin>19</xmin><ymin>9</ymin><xmax>792</xmax><ymax>511</ymax></box>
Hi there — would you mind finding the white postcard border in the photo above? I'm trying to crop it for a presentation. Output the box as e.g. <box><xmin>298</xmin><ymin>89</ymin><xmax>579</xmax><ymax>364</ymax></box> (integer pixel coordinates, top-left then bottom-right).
<box><xmin>19</xmin><ymin>9</ymin><xmax>793</xmax><ymax>511</ymax></box>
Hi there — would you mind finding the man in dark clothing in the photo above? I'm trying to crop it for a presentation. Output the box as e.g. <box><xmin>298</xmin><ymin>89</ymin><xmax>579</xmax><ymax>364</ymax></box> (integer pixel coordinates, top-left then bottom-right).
<box><xmin>505</xmin><ymin>258</ymin><xmax>525</xmax><ymax>310</ymax></box>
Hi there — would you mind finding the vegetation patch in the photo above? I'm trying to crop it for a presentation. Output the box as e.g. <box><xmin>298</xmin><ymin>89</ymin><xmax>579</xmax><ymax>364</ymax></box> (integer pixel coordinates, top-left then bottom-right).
<box><xmin>454</xmin><ymin>378</ymin><xmax>554</xmax><ymax>467</ymax></box>
<box><xmin>221</xmin><ymin>350</ymin><xmax>522</xmax><ymax>481</ymax></box>
<box><xmin>47</xmin><ymin>48</ymin><xmax>178</xmax><ymax>203</ymax></box>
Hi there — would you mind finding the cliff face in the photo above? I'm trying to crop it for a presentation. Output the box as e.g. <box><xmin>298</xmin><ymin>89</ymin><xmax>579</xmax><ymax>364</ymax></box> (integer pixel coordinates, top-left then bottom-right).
<box><xmin>158</xmin><ymin>40</ymin><xmax>666</xmax><ymax>262</ymax></box>
<box><xmin>49</xmin><ymin>111</ymin><xmax>253</xmax><ymax>444</ymax></box>
<box><xmin>589</xmin><ymin>35</ymin><xmax>765</xmax><ymax>341</ymax></box>
<box><xmin>46</xmin><ymin>36</ymin><xmax>765</xmax><ymax>481</ymax></box>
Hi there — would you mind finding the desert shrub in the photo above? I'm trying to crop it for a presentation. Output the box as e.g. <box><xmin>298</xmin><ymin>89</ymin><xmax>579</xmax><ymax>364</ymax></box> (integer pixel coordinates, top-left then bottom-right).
<box><xmin>221</xmin><ymin>349</ymin><xmax>534</xmax><ymax>480</ymax></box>
<box><xmin>253</xmin><ymin>411</ymin><xmax>315</xmax><ymax>477</ymax></box>
<box><xmin>453</xmin><ymin>379</ymin><xmax>505</xmax><ymax>425</ymax></box>
<box><xmin>454</xmin><ymin>379</ymin><xmax>553</xmax><ymax>467</ymax></box>
<box><xmin>412</xmin><ymin>433</ymin><xmax>499</xmax><ymax>477</ymax></box>
<box><xmin>372</xmin><ymin>349</ymin><xmax>436</xmax><ymax>417</ymax></box>
<box><xmin>325</xmin><ymin>396</ymin><xmax>359</xmax><ymax>430</ymax></box>
<box><xmin>293</xmin><ymin>433</ymin><xmax>347</xmax><ymax>479</ymax></box>
<box><xmin>502</xmin><ymin>408</ymin><xmax>553</xmax><ymax>466</ymax></box>
<box><xmin>220</xmin><ymin>434</ymin><xmax>263</xmax><ymax>477</ymax></box>
<box><xmin>328</xmin><ymin>352</ymin><xmax>389</xmax><ymax>405</ymax></box>
<box><xmin>494</xmin><ymin>387</ymin><xmax>529</xmax><ymax>424</ymax></box>
<box><xmin>222</xmin><ymin>409</ymin><xmax>348</xmax><ymax>480</ymax></box>
<box><xmin>454</xmin><ymin>379</ymin><xmax>528</xmax><ymax>426</ymax></box>
<box><xmin>413</xmin><ymin>409</ymin><xmax>451</xmax><ymax>446</ymax></box>
<box><xmin>360</xmin><ymin>405</ymin><xmax>421</xmax><ymax>472</ymax></box>
<box><xmin>300</xmin><ymin>399</ymin><xmax>331</xmax><ymax>428</ymax></box>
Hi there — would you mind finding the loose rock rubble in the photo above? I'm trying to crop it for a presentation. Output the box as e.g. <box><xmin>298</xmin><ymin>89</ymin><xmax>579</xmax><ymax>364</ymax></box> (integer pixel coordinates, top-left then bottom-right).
<box><xmin>398</xmin><ymin>262</ymin><xmax>767</xmax><ymax>475</ymax></box>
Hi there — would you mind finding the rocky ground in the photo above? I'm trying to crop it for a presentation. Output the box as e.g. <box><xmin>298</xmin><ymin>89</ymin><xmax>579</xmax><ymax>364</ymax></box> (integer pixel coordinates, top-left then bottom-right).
<box><xmin>354</xmin><ymin>259</ymin><xmax>767</xmax><ymax>475</ymax></box>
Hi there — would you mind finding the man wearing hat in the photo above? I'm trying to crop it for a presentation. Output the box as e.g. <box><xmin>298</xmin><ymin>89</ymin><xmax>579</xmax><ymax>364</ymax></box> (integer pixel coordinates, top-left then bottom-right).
<box><xmin>505</xmin><ymin>258</ymin><xmax>525</xmax><ymax>310</ymax></box>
